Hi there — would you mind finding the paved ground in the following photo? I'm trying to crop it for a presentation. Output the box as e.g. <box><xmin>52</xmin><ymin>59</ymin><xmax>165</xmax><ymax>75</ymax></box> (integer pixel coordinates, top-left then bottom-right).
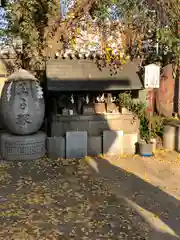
<box><xmin>0</xmin><ymin>150</ymin><xmax>180</xmax><ymax>239</ymax></box>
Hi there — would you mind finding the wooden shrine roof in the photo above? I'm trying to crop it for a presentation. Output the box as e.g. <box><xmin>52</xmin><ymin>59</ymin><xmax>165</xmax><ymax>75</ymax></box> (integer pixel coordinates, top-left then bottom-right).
<box><xmin>46</xmin><ymin>58</ymin><xmax>143</xmax><ymax>91</ymax></box>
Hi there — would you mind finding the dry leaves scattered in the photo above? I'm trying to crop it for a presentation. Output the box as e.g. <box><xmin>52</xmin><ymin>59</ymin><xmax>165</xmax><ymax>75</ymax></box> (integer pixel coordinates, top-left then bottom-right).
<box><xmin>0</xmin><ymin>157</ymin><xmax>151</xmax><ymax>240</ymax></box>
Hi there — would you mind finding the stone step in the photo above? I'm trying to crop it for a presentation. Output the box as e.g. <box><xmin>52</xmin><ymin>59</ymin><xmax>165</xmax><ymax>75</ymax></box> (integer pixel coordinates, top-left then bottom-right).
<box><xmin>66</xmin><ymin>131</ymin><xmax>87</xmax><ymax>158</ymax></box>
<box><xmin>46</xmin><ymin>137</ymin><xmax>65</xmax><ymax>159</ymax></box>
<box><xmin>46</xmin><ymin>131</ymin><xmax>138</xmax><ymax>159</ymax></box>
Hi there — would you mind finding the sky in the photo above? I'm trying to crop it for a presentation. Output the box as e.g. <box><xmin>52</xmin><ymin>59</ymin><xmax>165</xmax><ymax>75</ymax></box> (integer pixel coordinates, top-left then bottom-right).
<box><xmin>0</xmin><ymin>7</ymin><xmax>7</xmax><ymax>29</ymax></box>
<box><xmin>60</xmin><ymin>0</ymin><xmax>75</xmax><ymax>19</ymax></box>
<box><xmin>0</xmin><ymin>7</ymin><xmax>8</xmax><ymax>48</ymax></box>
<box><xmin>60</xmin><ymin>0</ymin><xmax>119</xmax><ymax>20</ymax></box>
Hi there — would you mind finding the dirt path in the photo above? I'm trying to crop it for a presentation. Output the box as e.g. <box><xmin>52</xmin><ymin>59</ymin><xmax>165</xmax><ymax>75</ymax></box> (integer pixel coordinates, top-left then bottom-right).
<box><xmin>0</xmin><ymin>151</ymin><xmax>180</xmax><ymax>239</ymax></box>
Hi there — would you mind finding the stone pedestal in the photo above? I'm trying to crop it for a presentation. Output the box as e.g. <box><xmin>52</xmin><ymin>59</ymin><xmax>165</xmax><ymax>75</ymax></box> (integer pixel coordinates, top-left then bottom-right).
<box><xmin>47</xmin><ymin>137</ymin><xmax>65</xmax><ymax>159</ymax></box>
<box><xmin>51</xmin><ymin>114</ymin><xmax>139</xmax><ymax>137</ymax></box>
<box><xmin>0</xmin><ymin>131</ymin><xmax>46</xmax><ymax>161</ymax></box>
<box><xmin>88</xmin><ymin>136</ymin><xmax>102</xmax><ymax>156</ymax></box>
<box><xmin>122</xmin><ymin>133</ymin><xmax>138</xmax><ymax>154</ymax></box>
<box><xmin>66</xmin><ymin>131</ymin><xmax>87</xmax><ymax>158</ymax></box>
<box><xmin>103</xmin><ymin>130</ymin><xmax>123</xmax><ymax>155</ymax></box>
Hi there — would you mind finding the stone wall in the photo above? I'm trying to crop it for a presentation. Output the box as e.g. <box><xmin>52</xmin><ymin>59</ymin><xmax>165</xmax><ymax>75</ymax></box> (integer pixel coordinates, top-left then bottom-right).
<box><xmin>48</xmin><ymin>113</ymin><xmax>139</xmax><ymax>158</ymax></box>
<box><xmin>51</xmin><ymin>113</ymin><xmax>139</xmax><ymax>137</ymax></box>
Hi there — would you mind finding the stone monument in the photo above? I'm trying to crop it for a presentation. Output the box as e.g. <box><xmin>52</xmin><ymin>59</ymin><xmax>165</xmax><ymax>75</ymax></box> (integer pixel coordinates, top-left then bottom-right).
<box><xmin>0</xmin><ymin>69</ymin><xmax>46</xmax><ymax>161</ymax></box>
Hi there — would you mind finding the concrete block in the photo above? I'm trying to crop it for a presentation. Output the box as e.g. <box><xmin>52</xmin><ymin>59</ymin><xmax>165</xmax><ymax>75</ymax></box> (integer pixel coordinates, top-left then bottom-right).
<box><xmin>103</xmin><ymin>130</ymin><xmax>123</xmax><ymax>155</ymax></box>
<box><xmin>163</xmin><ymin>125</ymin><xmax>175</xmax><ymax>150</ymax></box>
<box><xmin>47</xmin><ymin>137</ymin><xmax>65</xmax><ymax>159</ymax></box>
<box><xmin>88</xmin><ymin>136</ymin><xmax>102</xmax><ymax>156</ymax></box>
<box><xmin>163</xmin><ymin>125</ymin><xmax>180</xmax><ymax>151</ymax></box>
<box><xmin>66</xmin><ymin>131</ymin><xmax>87</xmax><ymax>158</ymax></box>
<box><xmin>122</xmin><ymin>132</ymin><xmax>138</xmax><ymax>154</ymax></box>
<box><xmin>50</xmin><ymin>114</ymin><xmax>139</xmax><ymax>137</ymax></box>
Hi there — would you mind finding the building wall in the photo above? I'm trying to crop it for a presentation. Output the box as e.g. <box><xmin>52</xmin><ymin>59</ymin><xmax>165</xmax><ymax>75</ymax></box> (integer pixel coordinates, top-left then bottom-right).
<box><xmin>156</xmin><ymin>64</ymin><xmax>175</xmax><ymax>117</ymax></box>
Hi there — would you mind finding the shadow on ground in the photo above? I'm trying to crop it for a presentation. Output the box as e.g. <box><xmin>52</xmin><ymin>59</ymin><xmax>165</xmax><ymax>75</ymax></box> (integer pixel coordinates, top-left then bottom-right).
<box><xmin>92</xmin><ymin>156</ymin><xmax>180</xmax><ymax>239</ymax></box>
<box><xmin>0</xmin><ymin>155</ymin><xmax>180</xmax><ymax>239</ymax></box>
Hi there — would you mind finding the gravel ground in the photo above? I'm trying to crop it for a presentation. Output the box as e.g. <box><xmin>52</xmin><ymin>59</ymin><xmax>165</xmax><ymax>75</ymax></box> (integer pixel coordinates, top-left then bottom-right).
<box><xmin>0</xmin><ymin>151</ymin><xmax>180</xmax><ymax>240</ymax></box>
